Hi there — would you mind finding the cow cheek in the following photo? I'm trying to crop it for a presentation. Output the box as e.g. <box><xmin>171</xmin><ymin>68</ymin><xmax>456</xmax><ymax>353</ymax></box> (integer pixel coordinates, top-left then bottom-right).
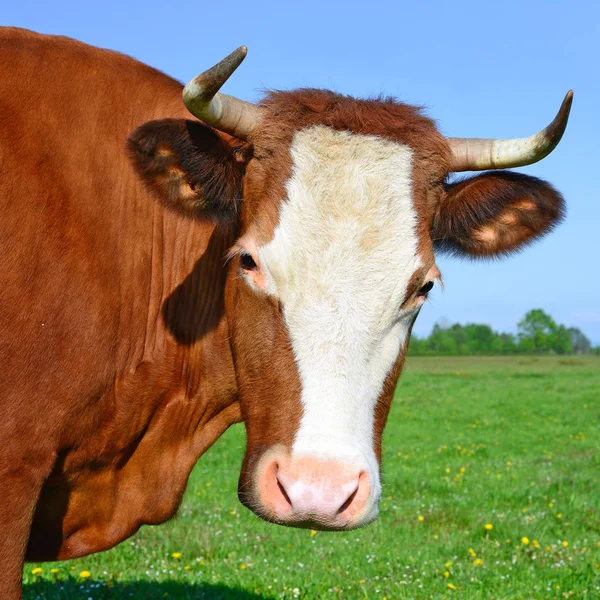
<box><xmin>373</xmin><ymin>346</ymin><xmax>409</xmax><ymax>462</ymax></box>
<box><xmin>229</xmin><ymin>282</ymin><xmax>303</xmax><ymax>452</ymax></box>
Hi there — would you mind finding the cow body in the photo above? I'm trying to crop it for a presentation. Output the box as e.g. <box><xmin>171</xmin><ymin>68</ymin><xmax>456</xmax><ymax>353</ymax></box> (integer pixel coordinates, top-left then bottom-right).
<box><xmin>0</xmin><ymin>28</ymin><xmax>241</xmax><ymax>587</ymax></box>
<box><xmin>0</xmin><ymin>28</ymin><xmax>568</xmax><ymax>598</ymax></box>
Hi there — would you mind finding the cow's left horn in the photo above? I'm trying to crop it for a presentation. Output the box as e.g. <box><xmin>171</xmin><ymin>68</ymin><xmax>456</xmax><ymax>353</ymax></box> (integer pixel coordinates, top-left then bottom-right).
<box><xmin>182</xmin><ymin>46</ymin><xmax>264</xmax><ymax>139</ymax></box>
<box><xmin>448</xmin><ymin>91</ymin><xmax>573</xmax><ymax>172</ymax></box>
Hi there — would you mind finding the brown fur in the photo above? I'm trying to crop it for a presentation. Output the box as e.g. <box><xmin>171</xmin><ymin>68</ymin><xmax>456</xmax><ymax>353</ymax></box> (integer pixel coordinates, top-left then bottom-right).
<box><xmin>0</xmin><ymin>28</ymin><xmax>241</xmax><ymax>598</ymax></box>
<box><xmin>0</xmin><ymin>28</ymin><xmax>566</xmax><ymax>599</ymax></box>
<box><xmin>127</xmin><ymin>119</ymin><xmax>244</xmax><ymax>221</ymax></box>
<box><xmin>244</xmin><ymin>88</ymin><xmax>451</xmax><ymax>241</ymax></box>
<box><xmin>432</xmin><ymin>171</ymin><xmax>565</xmax><ymax>257</ymax></box>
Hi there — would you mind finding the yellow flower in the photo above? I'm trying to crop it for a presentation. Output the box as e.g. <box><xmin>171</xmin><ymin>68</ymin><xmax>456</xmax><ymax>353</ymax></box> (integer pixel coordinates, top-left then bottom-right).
<box><xmin>533</xmin><ymin>540</ymin><xmax>540</xmax><ymax>548</ymax></box>
<box><xmin>556</xmin><ymin>513</ymin><xmax>562</xmax><ymax>519</ymax></box>
<box><xmin>473</xmin><ymin>558</ymin><xmax>483</xmax><ymax>566</ymax></box>
<box><xmin>484</xmin><ymin>523</ymin><xmax>493</xmax><ymax>531</ymax></box>
<box><xmin>433</xmin><ymin>534</ymin><xmax>439</xmax><ymax>540</ymax></box>
<box><xmin>79</xmin><ymin>571</ymin><xmax>91</xmax><ymax>579</ymax></box>
<box><xmin>562</xmin><ymin>541</ymin><xmax>569</xmax><ymax>548</ymax></box>
<box><xmin>444</xmin><ymin>561</ymin><xmax>453</xmax><ymax>568</ymax></box>
<box><xmin>548</xmin><ymin>502</ymin><xmax>553</xmax><ymax>508</ymax></box>
<box><xmin>443</xmin><ymin>571</ymin><xmax>450</xmax><ymax>578</ymax></box>
<box><xmin>521</xmin><ymin>537</ymin><xmax>530</xmax><ymax>545</ymax></box>
<box><xmin>418</xmin><ymin>515</ymin><xmax>424</xmax><ymax>521</ymax></box>
<box><xmin>240</xmin><ymin>563</ymin><xmax>247</xmax><ymax>570</ymax></box>
<box><xmin>171</xmin><ymin>552</ymin><xmax>182</xmax><ymax>559</ymax></box>
<box><xmin>359</xmin><ymin>579</ymin><xmax>366</xmax><ymax>584</ymax></box>
<box><xmin>310</xmin><ymin>530</ymin><xmax>317</xmax><ymax>536</ymax></box>
<box><xmin>50</xmin><ymin>568</ymin><xmax>59</xmax><ymax>574</ymax></box>
<box><xmin>31</xmin><ymin>567</ymin><xmax>42</xmax><ymax>575</ymax></box>
<box><xmin>447</xmin><ymin>583</ymin><xmax>457</xmax><ymax>590</ymax></box>
<box><xmin>468</xmin><ymin>548</ymin><xmax>476</xmax><ymax>557</ymax></box>
<box><xmin>184</xmin><ymin>565</ymin><xmax>190</xmax><ymax>571</ymax></box>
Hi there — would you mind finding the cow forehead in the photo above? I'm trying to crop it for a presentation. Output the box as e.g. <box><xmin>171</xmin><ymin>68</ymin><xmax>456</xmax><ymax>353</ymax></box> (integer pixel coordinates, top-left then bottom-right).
<box><xmin>259</xmin><ymin>125</ymin><xmax>423</xmax><ymax>316</ymax></box>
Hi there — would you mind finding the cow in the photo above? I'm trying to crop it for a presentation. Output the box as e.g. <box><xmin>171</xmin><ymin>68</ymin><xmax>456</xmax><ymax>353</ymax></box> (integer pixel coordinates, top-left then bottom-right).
<box><xmin>0</xmin><ymin>27</ymin><xmax>571</xmax><ymax>598</ymax></box>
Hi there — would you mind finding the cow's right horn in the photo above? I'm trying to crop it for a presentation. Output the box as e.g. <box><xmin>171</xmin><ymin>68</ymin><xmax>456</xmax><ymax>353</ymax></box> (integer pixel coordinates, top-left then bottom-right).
<box><xmin>182</xmin><ymin>46</ymin><xmax>264</xmax><ymax>140</ymax></box>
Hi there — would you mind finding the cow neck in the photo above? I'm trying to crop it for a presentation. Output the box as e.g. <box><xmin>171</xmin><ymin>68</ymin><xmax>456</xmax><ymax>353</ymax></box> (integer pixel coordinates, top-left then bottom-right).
<box><xmin>28</xmin><ymin>210</ymin><xmax>243</xmax><ymax>562</ymax></box>
<box><xmin>144</xmin><ymin>204</ymin><xmax>238</xmax><ymax>390</ymax></box>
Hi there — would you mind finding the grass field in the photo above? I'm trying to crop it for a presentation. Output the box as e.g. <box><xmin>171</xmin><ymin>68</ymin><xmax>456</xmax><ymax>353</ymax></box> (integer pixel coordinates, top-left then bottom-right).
<box><xmin>24</xmin><ymin>356</ymin><xmax>600</xmax><ymax>599</ymax></box>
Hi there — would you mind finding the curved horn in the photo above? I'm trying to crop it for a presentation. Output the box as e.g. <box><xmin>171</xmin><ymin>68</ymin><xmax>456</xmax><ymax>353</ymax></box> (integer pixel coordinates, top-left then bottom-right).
<box><xmin>182</xmin><ymin>46</ymin><xmax>264</xmax><ymax>139</ymax></box>
<box><xmin>448</xmin><ymin>91</ymin><xmax>573</xmax><ymax>172</ymax></box>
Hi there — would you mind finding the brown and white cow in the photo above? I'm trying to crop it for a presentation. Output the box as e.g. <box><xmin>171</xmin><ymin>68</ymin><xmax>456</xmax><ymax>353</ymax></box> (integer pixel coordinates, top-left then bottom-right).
<box><xmin>0</xmin><ymin>28</ymin><xmax>570</xmax><ymax>598</ymax></box>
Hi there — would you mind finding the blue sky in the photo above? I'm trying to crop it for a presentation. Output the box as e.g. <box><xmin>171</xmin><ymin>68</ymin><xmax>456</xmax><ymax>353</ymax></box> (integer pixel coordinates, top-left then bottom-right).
<box><xmin>5</xmin><ymin>0</ymin><xmax>599</xmax><ymax>342</ymax></box>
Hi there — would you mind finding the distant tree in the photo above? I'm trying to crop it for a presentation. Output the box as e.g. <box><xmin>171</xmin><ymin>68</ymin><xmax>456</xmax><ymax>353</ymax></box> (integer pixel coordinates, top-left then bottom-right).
<box><xmin>428</xmin><ymin>324</ymin><xmax>458</xmax><ymax>354</ymax></box>
<box><xmin>464</xmin><ymin>324</ymin><xmax>495</xmax><ymax>353</ymax></box>
<box><xmin>408</xmin><ymin>311</ymin><xmax>594</xmax><ymax>356</ymax></box>
<box><xmin>407</xmin><ymin>336</ymin><xmax>427</xmax><ymax>355</ymax></box>
<box><xmin>552</xmin><ymin>324</ymin><xmax>574</xmax><ymax>355</ymax></box>
<box><xmin>518</xmin><ymin>309</ymin><xmax>558</xmax><ymax>353</ymax></box>
<box><xmin>568</xmin><ymin>327</ymin><xmax>592</xmax><ymax>354</ymax></box>
<box><xmin>517</xmin><ymin>336</ymin><xmax>536</xmax><ymax>354</ymax></box>
<box><xmin>491</xmin><ymin>332</ymin><xmax>518</xmax><ymax>354</ymax></box>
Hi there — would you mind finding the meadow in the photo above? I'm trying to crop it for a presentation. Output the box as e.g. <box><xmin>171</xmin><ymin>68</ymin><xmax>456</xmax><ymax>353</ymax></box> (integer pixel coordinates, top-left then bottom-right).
<box><xmin>24</xmin><ymin>356</ymin><xmax>600</xmax><ymax>599</ymax></box>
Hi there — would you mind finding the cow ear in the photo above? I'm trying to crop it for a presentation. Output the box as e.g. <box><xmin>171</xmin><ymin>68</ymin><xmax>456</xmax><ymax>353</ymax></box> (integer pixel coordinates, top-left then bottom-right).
<box><xmin>127</xmin><ymin>119</ymin><xmax>247</xmax><ymax>221</ymax></box>
<box><xmin>431</xmin><ymin>171</ymin><xmax>565</xmax><ymax>258</ymax></box>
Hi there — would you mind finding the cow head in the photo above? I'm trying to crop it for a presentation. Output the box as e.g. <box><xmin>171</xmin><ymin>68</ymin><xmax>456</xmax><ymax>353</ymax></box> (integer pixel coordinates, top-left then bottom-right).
<box><xmin>128</xmin><ymin>47</ymin><xmax>570</xmax><ymax>531</ymax></box>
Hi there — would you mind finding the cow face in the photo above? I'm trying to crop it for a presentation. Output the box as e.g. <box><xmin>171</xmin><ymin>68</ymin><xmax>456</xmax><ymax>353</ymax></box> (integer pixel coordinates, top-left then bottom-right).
<box><xmin>226</xmin><ymin>93</ymin><xmax>450</xmax><ymax>530</ymax></box>
<box><xmin>128</xmin><ymin>90</ymin><xmax>565</xmax><ymax>531</ymax></box>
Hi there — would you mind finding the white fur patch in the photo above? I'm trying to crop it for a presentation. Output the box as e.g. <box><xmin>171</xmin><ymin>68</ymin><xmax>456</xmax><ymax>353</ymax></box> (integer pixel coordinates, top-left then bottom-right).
<box><xmin>258</xmin><ymin>126</ymin><xmax>422</xmax><ymax>506</ymax></box>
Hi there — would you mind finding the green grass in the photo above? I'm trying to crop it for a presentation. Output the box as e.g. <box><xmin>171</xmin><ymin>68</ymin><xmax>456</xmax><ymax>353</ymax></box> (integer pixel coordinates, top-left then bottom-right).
<box><xmin>24</xmin><ymin>356</ymin><xmax>600</xmax><ymax>599</ymax></box>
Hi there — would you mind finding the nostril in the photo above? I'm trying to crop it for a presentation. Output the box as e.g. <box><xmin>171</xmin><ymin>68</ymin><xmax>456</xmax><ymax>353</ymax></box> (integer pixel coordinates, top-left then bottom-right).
<box><xmin>337</xmin><ymin>470</ymin><xmax>370</xmax><ymax>517</ymax></box>
<box><xmin>255</xmin><ymin>458</ymin><xmax>297</xmax><ymax>517</ymax></box>
<box><xmin>276</xmin><ymin>477</ymin><xmax>293</xmax><ymax>509</ymax></box>
<box><xmin>337</xmin><ymin>484</ymin><xmax>359</xmax><ymax>515</ymax></box>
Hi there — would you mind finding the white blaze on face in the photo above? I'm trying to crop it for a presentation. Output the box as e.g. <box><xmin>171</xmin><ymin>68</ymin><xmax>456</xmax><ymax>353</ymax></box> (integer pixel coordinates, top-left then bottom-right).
<box><xmin>257</xmin><ymin>125</ymin><xmax>422</xmax><ymax>500</ymax></box>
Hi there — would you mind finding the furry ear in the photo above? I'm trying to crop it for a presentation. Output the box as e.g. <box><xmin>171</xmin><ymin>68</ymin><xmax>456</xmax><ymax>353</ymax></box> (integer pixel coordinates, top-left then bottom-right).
<box><xmin>127</xmin><ymin>119</ymin><xmax>246</xmax><ymax>221</ymax></box>
<box><xmin>431</xmin><ymin>171</ymin><xmax>565</xmax><ymax>258</ymax></box>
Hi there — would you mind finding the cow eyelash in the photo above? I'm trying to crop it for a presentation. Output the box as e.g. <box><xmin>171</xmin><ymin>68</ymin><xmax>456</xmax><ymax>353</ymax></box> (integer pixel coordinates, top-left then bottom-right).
<box><xmin>417</xmin><ymin>281</ymin><xmax>434</xmax><ymax>297</ymax></box>
<box><xmin>240</xmin><ymin>252</ymin><xmax>257</xmax><ymax>271</ymax></box>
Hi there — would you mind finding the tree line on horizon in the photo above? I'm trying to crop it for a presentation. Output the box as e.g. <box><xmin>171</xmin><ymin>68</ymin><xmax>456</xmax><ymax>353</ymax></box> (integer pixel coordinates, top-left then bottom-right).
<box><xmin>408</xmin><ymin>309</ymin><xmax>600</xmax><ymax>356</ymax></box>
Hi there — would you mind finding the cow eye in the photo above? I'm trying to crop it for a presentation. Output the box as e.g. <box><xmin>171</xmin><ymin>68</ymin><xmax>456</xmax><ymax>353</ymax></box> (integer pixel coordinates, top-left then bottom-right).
<box><xmin>240</xmin><ymin>252</ymin><xmax>257</xmax><ymax>271</ymax></box>
<box><xmin>418</xmin><ymin>281</ymin><xmax>434</xmax><ymax>296</ymax></box>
